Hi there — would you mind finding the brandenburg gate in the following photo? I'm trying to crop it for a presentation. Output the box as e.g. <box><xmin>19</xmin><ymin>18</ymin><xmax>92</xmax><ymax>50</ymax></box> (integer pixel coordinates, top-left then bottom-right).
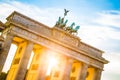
<box><xmin>0</xmin><ymin>11</ymin><xmax>108</xmax><ymax>80</ymax></box>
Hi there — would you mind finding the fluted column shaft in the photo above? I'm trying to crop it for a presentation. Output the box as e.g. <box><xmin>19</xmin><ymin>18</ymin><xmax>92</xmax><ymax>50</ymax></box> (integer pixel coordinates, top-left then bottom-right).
<box><xmin>93</xmin><ymin>69</ymin><xmax>102</xmax><ymax>80</ymax></box>
<box><xmin>78</xmin><ymin>63</ymin><xmax>88</xmax><ymax>80</ymax></box>
<box><xmin>0</xmin><ymin>33</ymin><xmax>14</xmax><ymax>73</ymax></box>
<box><xmin>14</xmin><ymin>41</ymin><xmax>34</xmax><ymax>80</ymax></box>
<box><xmin>36</xmin><ymin>49</ymin><xmax>49</xmax><ymax>80</ymax></box>
<box><xmin>62</xmin><ymin>58</ymin><xmax>74</xmax><ymax>80</ymax></box>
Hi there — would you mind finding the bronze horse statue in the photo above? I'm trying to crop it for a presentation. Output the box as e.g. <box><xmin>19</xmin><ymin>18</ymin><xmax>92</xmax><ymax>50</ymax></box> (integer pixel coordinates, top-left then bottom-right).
<box><xmin>65</xmin><ymin>22</ymin><xmax>75</xmax><ymax>32</ymax></box>
<box><xmin>70</xmin><ymin>26</ymin><xmax>80</xmax><ymax>34</ymax></box>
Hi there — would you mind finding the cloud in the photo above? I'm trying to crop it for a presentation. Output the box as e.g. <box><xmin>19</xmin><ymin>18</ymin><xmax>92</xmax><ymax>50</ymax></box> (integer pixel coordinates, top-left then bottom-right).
<box><xmin>102</xmin><ymin>53</ymin><xmax>120</xmax><ymax>80</ymax></box>
<box><xmin>103</xmin><ymin>53</ymin><xmax>120</xmax><ymax>74</ymax></box>
<box><xmin>0</xmin><ymin>1</ymin><xmax>64</xmax><ymax>27</ymax></box>
<box><xmin>77</xmin><ymin>10</ymin><xmax>120</xmax><ymax>80</ymax></box>
<box><xmin>78</xmin><ymin>10</ymin><xmax>120</xmax><ymax>54</ymax></box>
<box><xmin>95</xmin><ymin>10</ymin><xmax>120</xmax><ymax>28</ymax></box>
<box><xmin>0</xmin><ymin>1</ymin><xmax>88</xmax><ymax>27</ymax></box>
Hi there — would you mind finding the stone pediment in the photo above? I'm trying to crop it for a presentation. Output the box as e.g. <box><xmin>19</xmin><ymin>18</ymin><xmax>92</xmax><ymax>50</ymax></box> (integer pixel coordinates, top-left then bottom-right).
<box><xmin>5</xmin><ymin>11</ymin><xmax>108</xmax><ymax>69</ymax></box>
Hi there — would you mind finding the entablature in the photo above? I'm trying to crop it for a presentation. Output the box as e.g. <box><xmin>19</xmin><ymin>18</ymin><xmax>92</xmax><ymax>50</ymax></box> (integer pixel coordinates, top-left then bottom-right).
<box><xmin>5</xmin><ymin>11</ymin><xmax>108</xmax><ymax>68</ymax></box>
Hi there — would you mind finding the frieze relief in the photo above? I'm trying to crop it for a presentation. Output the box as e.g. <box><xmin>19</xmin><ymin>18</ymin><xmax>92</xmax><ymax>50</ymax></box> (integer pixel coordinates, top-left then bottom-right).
<box><xmin>62</xmin><ymin>34</ymin><xmax>78</xmax><ymax>46</ymax></box>
<box><xmin>52</xmin><ymin>29</ymin><xmax>62</xmax><ymax>39</ymax></box>
<box><xmin>12</xmin><ymin>14</ymin><xmax>52</xmax><ymax>37</ymax></box>
<box><xmin>52</xmin><ymin>28</ymin><xmax>79</xmax><ymax>46</ymax></box>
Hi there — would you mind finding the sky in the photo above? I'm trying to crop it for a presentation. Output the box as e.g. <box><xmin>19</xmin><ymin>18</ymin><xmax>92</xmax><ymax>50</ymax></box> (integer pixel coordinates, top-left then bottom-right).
<box><xmin>0</xmin><ymin>0</ymin><xmax>120</xmax><ymax>80</ymax></box>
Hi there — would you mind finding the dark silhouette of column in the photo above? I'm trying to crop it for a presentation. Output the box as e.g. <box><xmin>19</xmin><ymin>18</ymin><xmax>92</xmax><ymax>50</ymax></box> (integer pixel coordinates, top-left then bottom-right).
<box><xmin>93</xmin><ymin>68</ymin><xmax>102</xmax><ymax>80</ymax></box>
<box><xmin>78</xmin><ymin>63</ymin><xmax>88</xmax><ymax>80</ymax></box>
<box><xmin>0</xmin><ymin>33</ymin><xmax>14</xmax><ymax>73</ymax></box>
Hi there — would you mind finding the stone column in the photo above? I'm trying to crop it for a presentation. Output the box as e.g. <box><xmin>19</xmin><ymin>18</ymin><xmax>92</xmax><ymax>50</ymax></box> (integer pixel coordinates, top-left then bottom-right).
<box><xmin>36</xmin><ymin>49</ymin><xmax>49</xmax><ymax>80</ymax></box>
<box><xmin>0</xmin><ymin>33</ymin><xmax>14</xmax><ymax>73</ymax></box>
<box><xmin>14</xmin><ymin>41</ymin><xmax>34</xmax><ymax>80</ymax></box>
<box><xmin>93</xmin><ymin>69</ymin><xmax>102</xmax><ymax>80</ymax></box>
<box><xmin>62</xmin><ymin>58</ymin><xmax>74</xmax><ymax>80</ymax></box>
<box><xmin>78</xmin><ymin>63</ymin><xmax>88</xmax><ymax>80</ymax></box>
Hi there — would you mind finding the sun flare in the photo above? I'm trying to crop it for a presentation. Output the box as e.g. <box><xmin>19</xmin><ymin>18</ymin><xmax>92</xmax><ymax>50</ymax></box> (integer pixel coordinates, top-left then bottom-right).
<box><xmin>46</xmin><ymin>56</ymin><xmax>58</xmax><ymax>75</ymax></box>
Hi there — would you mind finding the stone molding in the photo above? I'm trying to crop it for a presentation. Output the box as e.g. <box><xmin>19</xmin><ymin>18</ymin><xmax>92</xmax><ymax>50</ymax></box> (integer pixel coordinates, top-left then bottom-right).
<box><xmin>6</xmin><ymin>11</ymin><xmax>105</xmax><ymax>57</ymax></box>
<box><xmin>12</xmin><ymin>27</ymin><xmax>104</xmax><ymax>69</ymax></box>
<box><xmin>6</xmin><ymin>11</ymin><xmax>108</xmax><ymax>69</ymax></box>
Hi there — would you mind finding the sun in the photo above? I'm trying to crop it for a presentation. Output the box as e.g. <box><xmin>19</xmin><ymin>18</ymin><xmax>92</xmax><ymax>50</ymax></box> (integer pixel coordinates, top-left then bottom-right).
<box><xmin>46</xmin><ymin>56</ymin><xmax>58</xmax><ymax>75</ymax></box>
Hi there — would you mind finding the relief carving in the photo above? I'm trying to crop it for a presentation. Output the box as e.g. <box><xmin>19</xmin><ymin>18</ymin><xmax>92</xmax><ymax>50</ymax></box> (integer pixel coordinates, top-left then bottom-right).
<box><xmin>12</xmin><ymin>14</ymin><xmax>52</xmax><ymax>37</ymax></box>
<box><xmin>53</xmin><ymin>28</ymin><xmax>79</xmax><ymax>46</ymax></box>
<box><xmin>62</xmin><ymin>34</ymin><xmax>78</xmax><ymax>46</ymax></box>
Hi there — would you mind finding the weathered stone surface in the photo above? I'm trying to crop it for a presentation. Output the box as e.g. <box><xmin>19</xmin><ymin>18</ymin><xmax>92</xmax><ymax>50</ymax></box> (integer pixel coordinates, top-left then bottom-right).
<box><xmin>62</xmin><ymin>58</ymin><xmax>74</xmax><ymax>80</ymax></box>
<box><xmin>0</xmin><ymin>33</ymin><xmax>14</xmax><ymax>73</ymax></box>
<box><xmin>78</xmin><ymin>63</ymin><xmax>88</xmax><ymax>80</ymax></box>
<box><xmin>14</xmin><ymin>41</ymin><xmax>34</xmax><ymax>80</ymax></box>
<box><xmin>0</xmin><ymin>11</ymin><xmax>108</xmax><ymax>80</ymax></box>
<box><xmin>8</xmin><ymin>12</ymin><xmax>106</xmax><ymax>61</ymax></box>
<box><xmin>11</xmin><ymin>26</ymin><xmax>105</xmax><ymax>69</ymax></box>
